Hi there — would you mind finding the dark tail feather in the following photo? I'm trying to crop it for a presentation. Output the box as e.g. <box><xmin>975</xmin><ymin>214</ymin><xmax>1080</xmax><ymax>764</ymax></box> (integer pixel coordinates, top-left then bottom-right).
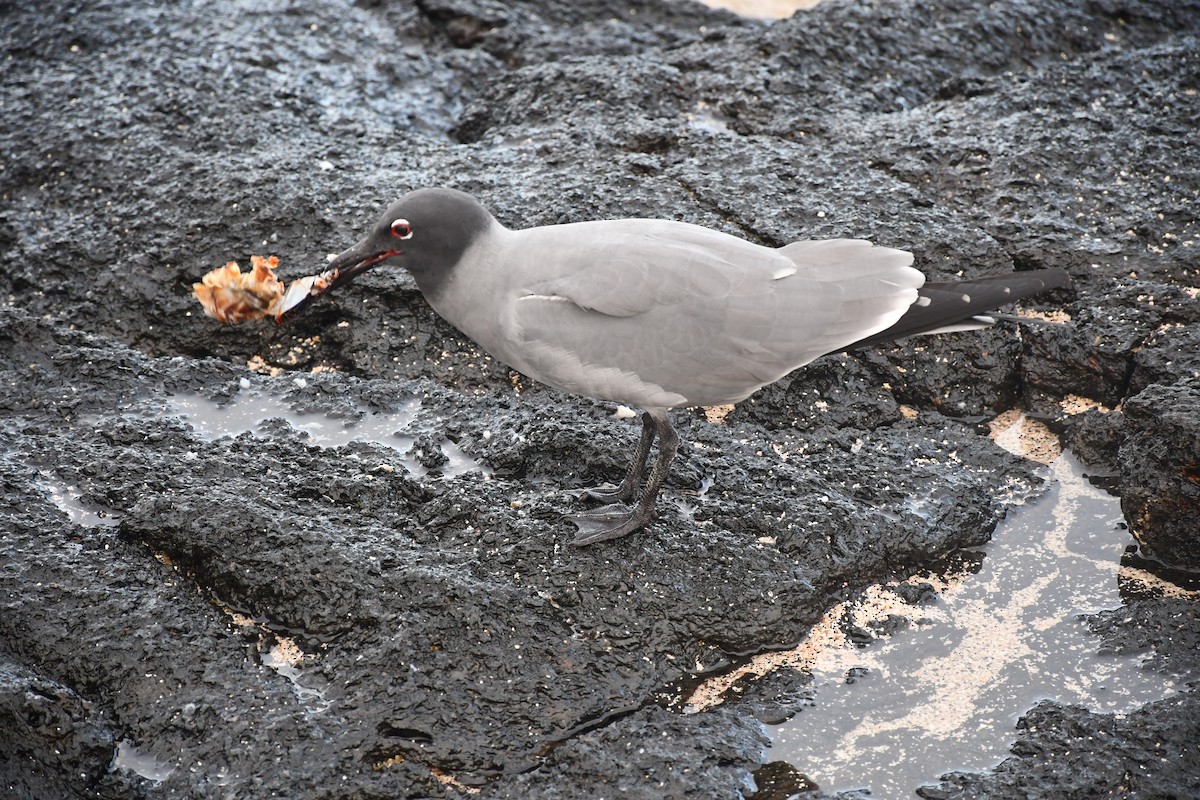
<box><xmin>848</xmin><ymin>268</ymin><xmax>1070</xmax><ymax>349</ymax></box>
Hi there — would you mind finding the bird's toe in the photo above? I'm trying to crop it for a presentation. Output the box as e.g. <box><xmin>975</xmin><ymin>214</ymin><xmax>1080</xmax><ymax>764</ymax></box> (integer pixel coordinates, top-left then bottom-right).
<box><xmin>567</xmin><ymin>482</ymin><xmax>635</xmax><ymax>504</ymax></box>
<box><xmin>569</xmin><ymin>504</ymin><xmax>650</xmax><ymax>545</ymax></box>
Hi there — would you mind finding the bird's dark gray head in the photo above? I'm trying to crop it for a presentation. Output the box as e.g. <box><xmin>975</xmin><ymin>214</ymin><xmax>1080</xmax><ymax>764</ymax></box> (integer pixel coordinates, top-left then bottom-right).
<box><xmin>277</xmin><ymin>187</ymin><xmax>494</xmax><ymax>321</ymax></box>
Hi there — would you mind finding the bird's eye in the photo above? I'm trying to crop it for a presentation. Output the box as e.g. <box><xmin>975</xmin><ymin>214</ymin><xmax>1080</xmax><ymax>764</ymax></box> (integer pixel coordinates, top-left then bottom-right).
<box><xmin>390</xmin><ymin>219</ymin><xmax>413</xmax><ymax>240</ymax></box>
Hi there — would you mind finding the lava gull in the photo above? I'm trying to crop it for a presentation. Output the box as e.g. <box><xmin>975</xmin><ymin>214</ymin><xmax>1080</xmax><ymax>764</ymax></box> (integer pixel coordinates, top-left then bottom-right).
<box><xmin>279</xmin><ymin>188</ymin><xmax>1068</xmax><ymax>545</ymax></box>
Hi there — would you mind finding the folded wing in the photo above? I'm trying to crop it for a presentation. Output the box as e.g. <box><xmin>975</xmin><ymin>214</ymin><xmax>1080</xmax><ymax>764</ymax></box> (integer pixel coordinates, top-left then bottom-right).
<box><xmin>508</xmin><ymin>222</ymin><xmax>923</xmax><ymax>408</ymax></box>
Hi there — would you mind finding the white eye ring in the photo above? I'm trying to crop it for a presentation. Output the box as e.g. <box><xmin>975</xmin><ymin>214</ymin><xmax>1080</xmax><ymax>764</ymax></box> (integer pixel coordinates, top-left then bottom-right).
<box><xmin>390</xmin><ymin>218</ymin><xmax>413</xmax><ymax>240</ymax></box>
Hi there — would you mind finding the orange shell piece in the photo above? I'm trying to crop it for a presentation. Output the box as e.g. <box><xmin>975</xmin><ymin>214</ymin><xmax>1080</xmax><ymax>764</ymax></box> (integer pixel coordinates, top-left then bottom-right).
<box><xmin>192</xmin><ymin>255</ymin><xmax>286</xmax><ymax>323</ymax></box>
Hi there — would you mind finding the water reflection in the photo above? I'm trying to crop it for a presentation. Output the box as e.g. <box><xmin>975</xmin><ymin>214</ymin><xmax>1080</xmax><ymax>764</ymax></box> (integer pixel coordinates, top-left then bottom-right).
<box><xmin>760</xmin><ymin>454</ymin><xmax>1175</xmax><ymax>798</ymax></box>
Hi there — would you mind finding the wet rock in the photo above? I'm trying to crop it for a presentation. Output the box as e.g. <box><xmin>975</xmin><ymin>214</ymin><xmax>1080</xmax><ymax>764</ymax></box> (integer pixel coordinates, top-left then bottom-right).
<box><xmin>1087</xmin><ymin>596</ymin><xmax>1200</xmax><ymax>672</ymax></box>
<box><xmin>721</xmin><ymin>667</ymin><xmax>815</xmax><ymax>726</ymax></box>
<box><xmin>1</xmin><ymin>0</ymin><xmax>1198</xmax><ymax>796</ymax></box>
<box><xmin>1061</xmin><ymin>317</ymin><xmax>1199</xmax><ymax>480</ymax></box>
<box><xmin>1062</xmin><ymin>407</ymin><xmax>1125</xmax><ymax>474</ymax></box>
<box><xmin>916</xmin><ymin>693</ymin><xmax>1200</xmax><ymax>799</ymax></box>
<box><xmin>866</xmin><ymin>614</ymin><xmax>911</xmax><ymax>637</ymax></box>
<box><xmin>1118</xmin><ymin>382</ymin><xmax>1200</xmax><ymax>568</ymax></box>
<box><xmin>1128</xmin><ymin>322</ymin><xmax>1200</xmax><ymax>396</ymax></box>
<box><xmin>0</xmin><ymin>306</ymin><xmax>1041</xmax><ymax>795</ymax></box>
<box><xmin>843</xmin><ymin>666</ymin><xmax>871</xmax><ymax>685</ymax></box>
<box><xmin>409</xmin><ymin>432</ymin><xmax>451</xmax><ymax>470</ymax></box>
<box><xmin>1022</xmin><ymin>308</ymin><xmax>1148</xmax><ymax>409</ymax></box>
<box><xmin>730</xmin><ymin>352</ymin><xmax>906</xmax><ymax>433</ymax></box>
<box><xmin>0</xmin><ymin>659</ymin><xmax>116</xmax><ymax>800</ymax></box>
<box><xmin>892</xmin><ymin>581</ymin><xmax>938</xmax><ymax>606</ymax></box>
<box><xmin>750</xmin><ymin>760</ymin><xmax>819</xmax><ymax>799</ymax></box>
<box><xmin>479</xmin><ymin>706</ymin><xmax>765</xmax><ymax>800</ymax></box>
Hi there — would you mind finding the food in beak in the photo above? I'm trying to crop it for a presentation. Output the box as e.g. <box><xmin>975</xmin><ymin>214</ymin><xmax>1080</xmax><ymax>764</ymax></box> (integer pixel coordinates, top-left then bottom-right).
<box><xmin>275</xmin><ymin>271</ymin><xmax>335</xmax><ymax>320</ymax></box>
<box><xmin>192</xmin><ymin>255</ymin><xmax>333</xmax><ymax>324</ymax></box>
<box><xmin>192</xmin><ymin>255</ymin><xmax>285</xmax><ymax>323</ymax></box>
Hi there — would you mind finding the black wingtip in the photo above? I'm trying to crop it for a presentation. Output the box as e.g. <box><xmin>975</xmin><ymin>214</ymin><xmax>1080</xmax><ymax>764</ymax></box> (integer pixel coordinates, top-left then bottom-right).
<box><xmin>946</xmin><ymin>267</ymin><xmax>1071</xmax><ymax>296</ymax></box>
<box><xmin>846</xmin><ymin>267</ymin><xmax>1072</xmax><ymax>350</ymax></box>
<box><xmin>1036</xmin><ymin>267</ymin><xmax>1071</xmax><ymax>290</ymax></box>
<box><xmin>1012</xmin><ymin>267</ymin><xmax>1071</xmax><ymax>292</ymax></box>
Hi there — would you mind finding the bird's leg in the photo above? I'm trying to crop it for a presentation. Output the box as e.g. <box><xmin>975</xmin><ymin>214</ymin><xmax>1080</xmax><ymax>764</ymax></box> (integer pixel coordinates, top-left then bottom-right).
<box><xmin>570</xmin><ymin>414</ymin><xmax>679</xmax><ymax>546</ymax></box>
<box><xmin>576</xmin><ymin>411</ymin><xmax>656</xmax><ymax>503</ymax></box>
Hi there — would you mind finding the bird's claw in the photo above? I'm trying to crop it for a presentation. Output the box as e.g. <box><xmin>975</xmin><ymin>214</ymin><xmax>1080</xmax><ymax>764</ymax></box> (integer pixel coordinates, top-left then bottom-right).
<box><xmin>566</xmin><ymin>482</ymin><xmax>635</xmax><ymax>504</ymax></box>
<box><xmin>569</xmin><ymin>504</ymin><xmax>652</xmax><ymax>546</ymax></box>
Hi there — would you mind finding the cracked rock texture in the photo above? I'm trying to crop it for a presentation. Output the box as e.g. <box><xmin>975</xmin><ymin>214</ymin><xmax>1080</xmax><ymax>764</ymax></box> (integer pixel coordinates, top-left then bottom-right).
<box><xmin>1</xmin><ymin>0</ymin><xmax>1197</xmax><ymax>798</ymax></box>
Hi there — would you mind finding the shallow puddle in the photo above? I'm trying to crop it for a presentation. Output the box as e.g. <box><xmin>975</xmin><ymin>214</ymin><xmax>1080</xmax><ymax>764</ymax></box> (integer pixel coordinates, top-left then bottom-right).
<box><xmin>752</xmin><ymin>453</ymin><xmax>1174</xmax><ymax>798</ymax></box>
<box><xmin>41</xmin><ymin>387</ymin><xmax>488</xmax><ymax>525</ymax></box>
<box><xmin>110</xmin><ymin>738</ymin><xmax>174</xmax><ymax>782</ymax></box>
<box><xmin>36</xmin><ymin>472</ymin><xmax>122</xmax><ymax>528</ymax></box>
<box><xmin>168</xmin><ymin>389</ymin><xmax>488</xmax><ymax>479</ymax></box>
<box><xmin>259</xmin><ymin>635</ymin><xmax>330</xmax><ymax>712</ymax></box>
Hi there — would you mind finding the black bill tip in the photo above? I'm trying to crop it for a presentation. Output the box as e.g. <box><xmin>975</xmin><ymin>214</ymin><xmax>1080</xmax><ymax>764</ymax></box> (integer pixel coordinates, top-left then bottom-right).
<box><xmin>273</xmin><ymin>247</ymin><xmax>401</xmax><ymax>324</ymax></box>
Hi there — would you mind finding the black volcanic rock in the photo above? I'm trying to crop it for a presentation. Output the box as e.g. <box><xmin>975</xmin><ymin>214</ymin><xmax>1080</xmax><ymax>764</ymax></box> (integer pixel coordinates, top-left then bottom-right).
<box><xmin>1</xmin><ymin>0</ymin><xmax>1197</xmax><ymax>797</ymax></box>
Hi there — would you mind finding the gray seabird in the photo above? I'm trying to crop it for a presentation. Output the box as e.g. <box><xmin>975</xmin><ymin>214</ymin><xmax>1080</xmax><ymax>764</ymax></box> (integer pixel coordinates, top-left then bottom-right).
<box><xmin>280</xmin><ymin>187</ymin><xmax>1068</xmax><ymax>545</ymax></box>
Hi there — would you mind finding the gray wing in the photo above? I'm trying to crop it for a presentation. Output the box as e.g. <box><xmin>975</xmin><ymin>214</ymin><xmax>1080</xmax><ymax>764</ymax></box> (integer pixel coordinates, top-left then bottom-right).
<box><xmin>507</xmin><ymin>220</ymin><xmax>921</xmax><ymax>408</ymax></box>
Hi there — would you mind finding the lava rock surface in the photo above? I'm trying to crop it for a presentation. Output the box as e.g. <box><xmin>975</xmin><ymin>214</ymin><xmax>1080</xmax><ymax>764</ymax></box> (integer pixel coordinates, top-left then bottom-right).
<box><xmin>1</xmin><ymin>0</ymin><xmax>1197</xmax><ymax>798</ymax></box>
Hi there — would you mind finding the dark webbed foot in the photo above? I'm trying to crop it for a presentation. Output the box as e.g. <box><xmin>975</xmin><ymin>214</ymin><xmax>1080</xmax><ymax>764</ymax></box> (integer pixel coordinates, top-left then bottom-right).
<box><xmin>569</xmin><ymin>504</ymin><xmax>655</xmax><ymax>545</ymax></box>
<box><xmin>569</xmin><ymin>411</ymin><xmax>679</xmax><ymax>547</ymax></box>
<box><xmin>569</xmin><ymin>411</ymin><xmax>655</xmax><ymax>506</ymax></box>
<box><xmin>567</xmin><ymin>481</ymin><xmax>637</xmax><ymax>504</ymax></box>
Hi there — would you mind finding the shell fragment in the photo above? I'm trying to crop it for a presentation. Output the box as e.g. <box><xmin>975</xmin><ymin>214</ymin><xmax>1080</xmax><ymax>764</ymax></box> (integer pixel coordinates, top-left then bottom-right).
<box><xmin>275</xmin><ymin>270</ymin><xmax>335</xmax><ymax>320</ymax></box>
<box><xmin>192</xmin><ymin>256</ymin><xmax>334</xmax><ymax>324</ymax></box>
<box><xmin>192</xmin><ymin>255</ymin><xmax>285</xmax><ymax>324</ymax></box>
<box><xmin>278</xmin><ymin>275</ymin><xmax>320</xmax><ymax>316</ymax></box>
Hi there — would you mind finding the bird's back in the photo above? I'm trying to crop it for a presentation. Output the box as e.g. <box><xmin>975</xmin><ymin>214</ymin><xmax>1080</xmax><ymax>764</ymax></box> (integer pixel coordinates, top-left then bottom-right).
<box><xmin>428</xmin><ymin>219</ymin><xmax>924</xmax><ymax>409</ymax></box>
